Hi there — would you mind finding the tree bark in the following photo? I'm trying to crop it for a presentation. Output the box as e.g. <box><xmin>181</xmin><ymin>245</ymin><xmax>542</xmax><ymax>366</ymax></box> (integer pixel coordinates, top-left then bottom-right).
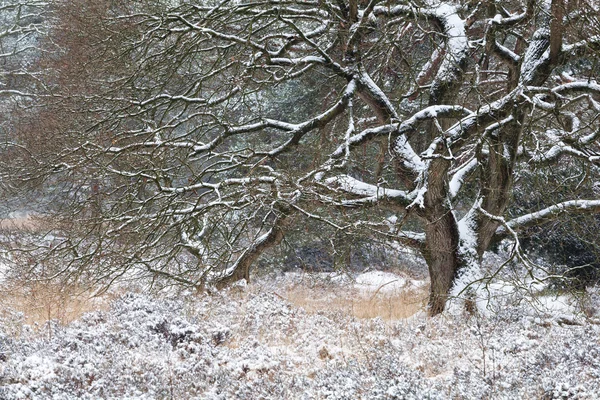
<box><xmin>422</xmin><ymin>210</ymin><xmax>460</xmax><ymax>315</ymax></box>
<box><xmin>477</xmin><ymin>109</ymin><xmax>525</xmax><ymax>256</ymax></box>
<box><xmin>419</xmin><ymin>154</ymin><xmax>461</xmax><ymax>315</ymax></box>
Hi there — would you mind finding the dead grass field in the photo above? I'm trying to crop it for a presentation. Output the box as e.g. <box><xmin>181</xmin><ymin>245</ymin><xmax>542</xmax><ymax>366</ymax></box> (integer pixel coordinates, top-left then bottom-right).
<box><xmin>0</xmin><ymin>215</ymin><xmax>102</xmax><ymax>328</ymax></box>
<box><xmin>1</xmin><ymin>217</ymin><xmax>426</xmax><ymax>325</ymax></box>
<box><xmin>0</xmin><ymin>274</ymin><xmax>428</xmax><ymax>331</ymax></box>
<box><xmin>0</xmin><ymin>281</ymin><xmax>110</xmax><ymax>328</ymax></box>
<box><xmin>281</xmin><ymin>281</ymin><xmax>428</xmax><ymax>320</ymax></box>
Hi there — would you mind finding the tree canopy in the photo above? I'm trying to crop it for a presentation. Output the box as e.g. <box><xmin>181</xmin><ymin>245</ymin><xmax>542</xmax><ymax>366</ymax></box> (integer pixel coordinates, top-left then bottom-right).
<box><xmin>3</xmin><ymin>0</ymin><xmax>600</xmax><ymax>314</ymax></box>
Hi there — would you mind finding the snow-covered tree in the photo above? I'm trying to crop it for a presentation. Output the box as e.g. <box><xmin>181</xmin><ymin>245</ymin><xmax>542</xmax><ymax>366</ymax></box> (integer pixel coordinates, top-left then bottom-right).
<box><xmin>0</xmin><ymin>0</ymin><xmax>47</xmax><ymax>211</ymax></box>
<box><xmin>0</xmin><ymin>0</ymin><xmax>46</xmax><ymax>107</ymax></box>
<box><xmin>7</xmin><ymin>0</ymin><xmax>600</xmax><ymax>314</ymax></box>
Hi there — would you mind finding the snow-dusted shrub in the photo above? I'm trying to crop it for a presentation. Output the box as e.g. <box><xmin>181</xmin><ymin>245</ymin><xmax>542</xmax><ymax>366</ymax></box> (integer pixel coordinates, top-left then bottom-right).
<box><xmin>0</xmin><ymin>276</ymin><xmax>599</xmax><ymax>399</ymax></box>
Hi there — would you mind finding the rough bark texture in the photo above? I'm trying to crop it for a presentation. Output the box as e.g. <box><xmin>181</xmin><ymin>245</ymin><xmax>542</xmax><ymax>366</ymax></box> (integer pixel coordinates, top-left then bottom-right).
<box><xmin>417</xmin><ymin>8</ymin><xmax>468</xmax><ymax>314</ymax></box>
<box><xmin>550</xmin><ymin>0</ymin><xmax>564</xmax><ymax>63</ymax></box>
<box><xmin>422</xmin><ymin>209</ymin><xmax>460</xmax><ymax>315</ymax></box>
<box><xmin>420</xmin><ymin>156</ymin><xmax>461</xmax><ymax>315</ymax></box>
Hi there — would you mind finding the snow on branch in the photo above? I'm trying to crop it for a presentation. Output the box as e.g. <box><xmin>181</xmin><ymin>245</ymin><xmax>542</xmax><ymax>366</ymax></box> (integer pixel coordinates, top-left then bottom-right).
<box><xmin>106</xmin><ymin>128</ymin><xmax>239</xmax><ymax>158</ymax></box>
<box><xmin>429</xmin><ymin>3</ymin><xmax>468</xmax><ymax>98</ymax></box>
<box><xmin>528</xmin><ymin>140</ymin><xmax>600</xmax><ymax>166</ymax></box>
<box><xmin>278</xmin><ymin>15</ymin><xmax>346</xmax><ymax>76</ymax></box>
<box><xmin>562</xmin><ymin>35</ymin><xmax>600</xmax><ymax>57</ymax></box>
<box><xmin>323</xmin><ymin>174</ymin><xmax>411</xmax><ymax>205</ymax></box>
<box><xmin>525</xmin><ymin>81</ymin><xmax>600</xmax><ymax>97</ymax></box>
<box><xmin>0</xmin><ymin>89</ymin><xmax>36</xmax><ymax>98</ymax></box>
<box><xmin>500</xmin><ymin>200</ymin><xmax>600</xmax><ymax>233</ymax></box>
<box><xmin>329</xmin><ymin>124</ymin><xmax>396</xmax><ymax>160</ymax></box>
<box><xmin>318</xmin><ymin>104</ymin><xmax>470</xmax><ymax>178</ymax></box>
<box><xmin>168</xmin><ymin>14</ymin><xmax>266</xmax><ymax>52</ymax></box>
<box><xmin>160</xmin><ymin>176</ymin><xmax>278</xmax><ymax>195</ymax></box>
<box><xmin>393</xmin><ymin>104</ymin><xmax>473</xmax><ymax>172</ymax></box>
<box><xmin>356</xmin><ymin>67</ymin><xmax>399</xmax><ymax>121</ymax></box>
<box><xmin>269</xmin><ymin>56</ymin><xmax>328</xmax><ymax>66</ymax></box>
<box><xmin>416</xmin><ymin>89</ymin><xmax>519</xmax><ymax>159</ymax></box>
<box><xmin>519</xmin><ymin>28</ymin><xmax>551</xmax><ymax>85</ymax></box>
<box><xmin>449</xmin><ymin>158</ymin><xmax>478</xmax><ymax>198</ymax></box>
<box><xmin>263</xmin><ymin>79</ymin><xmax>357</xmax><ymax>157</ymax></box>
<box><xmin>488</xmin><ymin>0</ymin><xmax>535</xmax><ymax>27</ymax></box>
<box><xmin>397</xmin><ymin>230</ymin><xmax>425</xmax><ymax>247</ymax></box>
<box><xmin>373</xmin><ymin>2</ymin><xmax>469</xmax><ymax>102</ymax></box>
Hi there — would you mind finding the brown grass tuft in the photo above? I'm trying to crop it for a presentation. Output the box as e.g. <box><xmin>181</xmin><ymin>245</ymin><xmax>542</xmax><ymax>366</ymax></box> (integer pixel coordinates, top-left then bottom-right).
<box><xmin>0</xmin><ymin>281</ymin><xmax>108</xmax><ymax>329</ymax></box>
<box><xmin>282</xmin><ymin>281</ymin><xmax>428</xmax><ymax>320</ymax></box>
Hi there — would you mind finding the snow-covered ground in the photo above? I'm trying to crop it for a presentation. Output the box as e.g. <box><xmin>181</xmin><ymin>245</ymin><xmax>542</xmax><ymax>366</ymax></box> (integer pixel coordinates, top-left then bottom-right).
<box><xmin>0</xmin><ymin>271</ymin><xmax>599</xmax><ymax>399</ymax></box>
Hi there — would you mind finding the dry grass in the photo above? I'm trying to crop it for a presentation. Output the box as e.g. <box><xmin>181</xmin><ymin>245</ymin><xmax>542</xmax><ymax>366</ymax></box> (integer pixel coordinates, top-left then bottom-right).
<box><xmin>0</xmin><ymin>281</ymin><xmax>109</xmax><ymax>329</ymax></box>
<box><xmin>0</xmin><ymin>215</ymin><xmax>43</xmax><ymax>232</ymax></box>
<box><xmin>282</xmin><ymin>282</ymin><xmax>428</xmax><ymax>320</ymax></box>
<box><xmin>0</xmin><ymin>216</ymin><xmax>107</xmax><ymax>328</ymax></box>
<box><xmin>0</xmin><ymin>273</ymin><xmax>427</xmax><ymax>327</ymax></box>
<box><xmin>1</xmin><ymin>215</ymin><xmax>427</xmax><ymax>323</ymax></box>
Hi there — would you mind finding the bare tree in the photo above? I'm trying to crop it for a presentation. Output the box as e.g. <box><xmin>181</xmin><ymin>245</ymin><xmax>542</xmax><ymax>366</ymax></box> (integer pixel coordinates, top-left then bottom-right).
<box><xmin>0</xmin><ymin>0</ymin><xmax>45</xmax><ymax>94</ymax></box>
<box><xmin>6</xmin><ymin>0</ymin><xmax>600</xmax><ymax>314</ymax></box>
<box><xmin>0</xmin><ymin>0</ymin><xmax>47</xmax><ymax>213</ymax></box>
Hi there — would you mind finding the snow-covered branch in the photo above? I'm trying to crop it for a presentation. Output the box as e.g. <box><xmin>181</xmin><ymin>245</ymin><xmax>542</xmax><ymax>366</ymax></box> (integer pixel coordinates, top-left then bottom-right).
<box><xmin>323</xmin><ymin>174</ymin><xmax>411</xmax><ymax>206</ymax></box>
<box><xmin>449</xmin><ymin>158</ymin><xmax>478</xmax><ymax>198</ymax></box>
<box><xmin>500</xmin><ymin>200</ymin><xmax>600</xmax><ymax>234</ymax></box>
<box><xmin>263</xmin><ymin>79</ymin><xmax>357</xmax><ymax>156</ymax></box>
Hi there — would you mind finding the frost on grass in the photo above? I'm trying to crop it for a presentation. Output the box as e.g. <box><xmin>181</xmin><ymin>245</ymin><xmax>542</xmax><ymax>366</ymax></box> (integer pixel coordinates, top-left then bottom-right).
<box><xmin>0</xmin><ymin>274</ymin><xmax>599</xmax><ymax>399</ymax></box>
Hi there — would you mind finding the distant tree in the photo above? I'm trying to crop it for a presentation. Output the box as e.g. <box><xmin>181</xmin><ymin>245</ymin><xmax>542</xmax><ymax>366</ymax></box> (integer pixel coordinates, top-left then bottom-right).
<box><xmin>6</xmin><ymin>0</ymin><xmax>600</xmax><ymax>314</ymax></box>
<box><xmin>0</xmin><ymin>0</ymin><xmax>45</xmax><ymax>92</ymax></box>
<box><xmin>0</xmin><ymin>0</ymin><xmax>47</xmax><ymax>212</ymax></box>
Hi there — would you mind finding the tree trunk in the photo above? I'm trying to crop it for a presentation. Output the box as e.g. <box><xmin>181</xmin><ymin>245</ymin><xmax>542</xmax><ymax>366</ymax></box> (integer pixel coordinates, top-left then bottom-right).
<box><xmin>422</xmin><ymin>211</ymin><xmax>460</xmax><ymax>315</ymax></box>
<box><xmin>215</xmin><ymin>210</ymin><xmax>290</xmax><ymax>289</ymax></box>
<box><xmin>419</xmin><ymin>154</ymin><xmax>461</xmax><ymax>315</ymax></box>
<box><xmin>477</xmin><ymin>107</ymin><xmax>526</xmax><ymax>256</ymax></box>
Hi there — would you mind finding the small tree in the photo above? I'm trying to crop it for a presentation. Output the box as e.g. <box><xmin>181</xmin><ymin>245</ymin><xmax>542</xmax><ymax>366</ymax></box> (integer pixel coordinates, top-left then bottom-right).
<box><xmin>6</xmin><ymin>0</ymin><xmax>600</xmax><ymax>314</ymax></box>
